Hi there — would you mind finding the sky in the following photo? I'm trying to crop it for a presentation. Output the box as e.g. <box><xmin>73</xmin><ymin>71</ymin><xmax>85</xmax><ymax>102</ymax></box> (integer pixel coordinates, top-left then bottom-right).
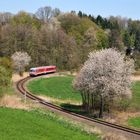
<box><xmin>0</xmin><ymin>0</ymin><xmax>140</xmax><ymax>20</ymax></box>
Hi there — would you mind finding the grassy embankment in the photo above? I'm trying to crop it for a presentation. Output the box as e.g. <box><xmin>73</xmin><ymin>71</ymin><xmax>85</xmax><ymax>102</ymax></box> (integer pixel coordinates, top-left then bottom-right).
<box><xmin>27</xmin><ymin>76</ymin><xmax>84</xmax><ymax>113</ymax></box>
<box><xmin>128</xmin><ymin>117</ymin><xmax>140</xmax><ymax>129</ymax></box>
<box><xmin>126</xmin><ymin>81</ymin><xmax>140</xmax><ymax>129</ymax></box>
<box><xmin>0</xmin><ymin>107</ymin><xmax>100</xmax><ymax>140</ymax></box>
<box><xmin>27</xmin><ymin>76</ymin><xmax>140</xmax><ymax>126</ymax></box>
<box><xmin>27</xmin><ymin>76</ymin><xmax>81</xmax><ymax>102</ymax></box>
<box><xmin>131</xmin><ymin>81</ymin><xmax>140</xmax><ymax>110</ymax></box>
<box><xmin>27</xmin><ymin>76</ymin><xmax>140</xmax><ymax>108</ymax></box>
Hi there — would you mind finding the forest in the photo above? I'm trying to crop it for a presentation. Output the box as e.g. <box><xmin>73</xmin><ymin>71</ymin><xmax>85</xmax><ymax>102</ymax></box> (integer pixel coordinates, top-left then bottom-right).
<box><xmin>0</xmin><ymin>6</ymin><xmax>140</xmax><ymax>72</ymax></box>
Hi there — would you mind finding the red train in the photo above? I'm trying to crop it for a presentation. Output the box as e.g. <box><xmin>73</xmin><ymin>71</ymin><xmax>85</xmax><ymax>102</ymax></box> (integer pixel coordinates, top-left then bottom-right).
<box><xmin>29</xmin><ymin>66</ymin><xmax>56</xmax><ymax>76</ymax></box>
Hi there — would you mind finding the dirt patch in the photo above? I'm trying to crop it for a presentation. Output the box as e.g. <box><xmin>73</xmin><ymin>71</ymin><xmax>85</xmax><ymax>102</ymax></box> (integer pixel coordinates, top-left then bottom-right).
<box><xmin>0</xmin><ymin>95</ymin><xmax>29</xmax><ymax>109</ymax></box>
<box><xmin>105</xmin><ymin>111</ymin><xmax>140</xmax><ymax>126</ymax></box>
<box><xmin>102</xmin><ymin>133</ymin><xmax>127</xmax><ymax>140</ymax></box>
<box><xmin>0</xmin><ymin>94</ymin><xmax>42</xmax><ymax>110</ymax></box>
<box><xmin>37</xmin><ymin>95</ymin><xmax>81</xmax><ymax>105</ymax></box>
<box><xmin>131</xmin><ymin>76</ymin><xmax>140</xmax><ymax>81</ymax></box>
<box><xmin>117</xmin><ymin>112</ymin><xmax>140</xmax><ymax>122</ymax></box>
<box><xmin>12</xmin><ymin>72</ymin><xmax>29</xmax><ymax>83</ymax></box>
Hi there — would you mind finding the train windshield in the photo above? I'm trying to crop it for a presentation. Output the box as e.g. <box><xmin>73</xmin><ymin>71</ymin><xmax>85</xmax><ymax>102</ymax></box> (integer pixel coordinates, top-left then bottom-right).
<box><xmin>30</xmin><ymin>69</ymin><xmax>36</xmax><ymax>72</ymax></box>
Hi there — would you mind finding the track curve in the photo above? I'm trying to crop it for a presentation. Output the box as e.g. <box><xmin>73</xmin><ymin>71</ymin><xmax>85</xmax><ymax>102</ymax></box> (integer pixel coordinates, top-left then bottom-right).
<box><xmin>17</xmin><ymin>76</ymin><xmax>140</xmax><ymax>139</ymax></box>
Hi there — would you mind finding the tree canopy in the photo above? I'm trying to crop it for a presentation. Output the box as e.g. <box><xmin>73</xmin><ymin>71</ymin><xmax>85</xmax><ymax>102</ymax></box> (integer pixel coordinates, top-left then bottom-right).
<box><xmin>0</xmin><ymin>57</ymin><xmax>12</xmax><ymax>95</ymax></box>
<box><xmin>0</xmin><ymin>6</ymin><xmax>140</xmax><ymax>71</ymax></box>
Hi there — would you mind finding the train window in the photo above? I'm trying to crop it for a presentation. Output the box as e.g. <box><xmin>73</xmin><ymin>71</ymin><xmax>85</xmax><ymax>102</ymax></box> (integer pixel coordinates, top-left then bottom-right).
<box><xmin>30</xmin><ymin>69</ymin><xmax>36</xmax><ymax>72</ymax></box>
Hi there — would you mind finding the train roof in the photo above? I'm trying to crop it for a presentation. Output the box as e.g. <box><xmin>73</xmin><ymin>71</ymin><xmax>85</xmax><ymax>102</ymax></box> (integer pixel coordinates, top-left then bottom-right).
<box><xmin>30</xmin><ymin>66</ymin><xmax>56</xmax><ymax>70</ymax></box>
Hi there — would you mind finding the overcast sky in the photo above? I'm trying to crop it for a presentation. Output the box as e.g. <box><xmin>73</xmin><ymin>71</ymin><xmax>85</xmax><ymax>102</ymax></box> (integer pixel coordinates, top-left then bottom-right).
<box><xmin>0</xmin><ymin>0</ymin><xmax>139</xmax><ymax>20</ymax></box>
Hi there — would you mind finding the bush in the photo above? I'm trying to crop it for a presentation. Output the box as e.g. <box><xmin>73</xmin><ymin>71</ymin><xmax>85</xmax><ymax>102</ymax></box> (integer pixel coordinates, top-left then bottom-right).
<box><xmin>0</xmin><ymin>57</ymin><xmax>12</xmax><ymax>78</ymax></box>
<box><xmin>0</xmin><ymin>66</ymin><xmax>11</xmax><ymax>96</ymax></box>
<box><xmin>117</xmin><ymin>99</ymin><xmax>131</xmax><ymax>111</ymax></box>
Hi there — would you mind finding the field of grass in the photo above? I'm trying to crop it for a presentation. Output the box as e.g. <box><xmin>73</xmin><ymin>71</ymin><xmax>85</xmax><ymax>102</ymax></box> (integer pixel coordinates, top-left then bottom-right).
<box><xmin>28</xmin><ymin>76</ymin><xmax>140</xmax><ymax>105</ymax></box>
<box><xmin>27</xmin><ymin>76</ymin><xmax>81</xmax><ymax>102</ymax></box>
<box><xmin>128</xmin><ymin>117</ymin><xmax>140</xmax><ymax>129</ymax></box>
<box><xmin>0</xmin><ymin>107</ymin><xmax>100</xmax><ymax>140</ymax></box>
<box><xmin>131</xmin><ymin>81</ymin><xmax>140</xmax><ymax>110</ymax></box>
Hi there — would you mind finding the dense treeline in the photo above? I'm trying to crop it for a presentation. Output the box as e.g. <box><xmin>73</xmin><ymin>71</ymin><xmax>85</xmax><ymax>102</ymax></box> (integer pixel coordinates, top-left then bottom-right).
<box><xmin>0</xmin><ymin>6</ymin><xmax>140</xmax><ymax>71</ymax></box>
<box><xmin>0</xmin><ymin>57</ymin><xmax>12</xmax><ymax>95</ymax></box>
<box><xmin>78</xmin><ymin>11</ymin><xmax>140</xmax><ymax>50</ymax></box>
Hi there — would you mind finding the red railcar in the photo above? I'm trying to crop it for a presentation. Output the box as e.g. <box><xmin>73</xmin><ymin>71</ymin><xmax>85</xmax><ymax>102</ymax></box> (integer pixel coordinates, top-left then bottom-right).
<box><xmin>29</xmin><ymin>66</ymin><xmax>56</xmax><ymax>76</ymax></box>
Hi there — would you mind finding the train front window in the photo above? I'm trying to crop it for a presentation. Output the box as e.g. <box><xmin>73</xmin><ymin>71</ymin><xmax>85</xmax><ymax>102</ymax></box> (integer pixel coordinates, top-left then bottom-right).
<box><xmin>30</xmin><ymin>69</ymin><xmax>36</xmax><ymax>72</ymax></box>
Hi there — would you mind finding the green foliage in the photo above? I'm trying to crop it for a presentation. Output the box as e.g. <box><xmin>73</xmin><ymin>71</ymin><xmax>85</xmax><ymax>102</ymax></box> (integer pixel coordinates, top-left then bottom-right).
<box><xmin>1</xmin><ymin>7</ymin><xmax>140</xmax><ymax>70</ymax></box>
<box><xmin>58</xmin><ymin>13</ymin><xmax>81</xmax><ymax>34</ymax></box>
<box><xmin>122</xmin><ymin>30</ymin><xmax>131</xmax><ymax>47</ymax></box>
<box><xmin>128</xmin><ymin>117</ymin><xmax>140</xmax><ymax>128</ymax></box>
<box><xmin>27</xmin><ymin>76</ymin><xmax>81</xmax><ymax>102</ymax></box>
<box><xmin>122</xmin><ymin>30</ymin><xmax>136</xmax><ymax>48</ymax></box>
<box><xmin>29</xmin><ymin>28</ymin><xmax>80</xmax><ymax>71</ymax></box>
<box><xmin>0</xmin><ymin>66</ymin><xmax>11</xmax><ymax>95</ymax></box>
<box><xmin>59</xmin><ymin>14</ymin><xmax>106</xmax><ymax>44</ymax></box>
<box><xmin>96</xmin><ymin>29</ymin><xmax>109</xmax><ymax>49</ymax></box>
<box><xmin>128</xmin><ymin>20</ymin><xmax>140</xmax><ymax>48</ymax></box>
<box><xmin>58</xmin><ymin>13</ymin><xmax>109</xmax><ymax>64</ymax></box>
<box><xmin>0</xmin><ymin>57</ymin><xmax>12</xmax><ymax>77</ymax></box>
<box><xmin>0</xmin><ymin>57</ymin><xmax>12</xmax><ymax>95</ymax></box>
<box><xmin>117</xmin><ymin>99</ymin><xmax>131</xmax><ymax>111</ymax></box>
<box><xmin>11</xmin><ymin>11</ymin><xmax>41</xmax><ymax>29</ymax></box>
<box><xmin>131</xmin><ymin>81</ymin><xmax>140</xmax><ymax>110</ymax></box>
<box><xmin>0</xmin><ymin>107</ymin><xmax>100</xmax><ymax>140</ymax></box>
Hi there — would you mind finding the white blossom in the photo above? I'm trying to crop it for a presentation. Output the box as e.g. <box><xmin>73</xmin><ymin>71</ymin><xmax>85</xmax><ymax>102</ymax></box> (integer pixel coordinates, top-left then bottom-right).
<box><xmin>74</xmin><ymin>48</ymin><xmax>134</xmax><ymax>98</ymax></box>
<box><xmin>73</xmin><ymin>48</ymin><xmax>134</xmax><ymax>116</ymax></box>
<box><xmin>11</xmin><ymin>51</ymin><xmax>31</xmax><ymax>75</ymax></box>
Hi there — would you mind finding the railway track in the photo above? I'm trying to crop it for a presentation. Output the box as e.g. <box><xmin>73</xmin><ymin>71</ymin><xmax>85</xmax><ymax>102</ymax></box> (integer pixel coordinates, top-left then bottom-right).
<box><xmin>17</xmin><ymin>76</ymin><xmax>140</xmax><ymax>139</ymax></box>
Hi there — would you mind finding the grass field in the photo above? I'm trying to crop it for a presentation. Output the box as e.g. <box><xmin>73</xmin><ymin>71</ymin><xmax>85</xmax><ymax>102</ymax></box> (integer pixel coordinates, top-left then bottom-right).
<box><xmin>0</xmin><ymin>107</ymin><xmax>100</xmax><ymax>140</ymax></box>
<box><xmin>128</xmin><ymin>117</ymin><xmax>140</xmax><ymax>129</ymax></box>
<box><xmin>27</xmin><ymin>76</ymin><xmax>81</xmax><ymax>102</ymax></box>
<box><xmin>126</xmin><ymin>82</ymin><xmax>140</xmax><ymax>129</ymax></box>
<box><xmin>131</xmin><ymin>81</ymin><xmax>140</xmax><ymax>110</ymax></box>
<box><xmin>27</xmin><ymin>76</ymin><xmax>140</xmax><ymax>111</ymax></box>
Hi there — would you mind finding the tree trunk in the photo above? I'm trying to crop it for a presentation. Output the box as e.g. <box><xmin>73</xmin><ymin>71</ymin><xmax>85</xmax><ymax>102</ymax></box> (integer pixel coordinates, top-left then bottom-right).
<box><xmin>87</xmin><ymin>93</ymin><xmax>90</xmax><ymax>112</ymax></box>
<box><xmin>81</xmin><ymin>92</ymin><xmax>86</xmax><ymax>108</ymax></box>
<box><xmin>91</xmin><ymin>94</ymin><xmax>94</xmax><ymax>113</ymax></box>
<box><xmin>99</xmin><ymin>95</ymin><xmax>104</xmax><ymax>118</ymax></box>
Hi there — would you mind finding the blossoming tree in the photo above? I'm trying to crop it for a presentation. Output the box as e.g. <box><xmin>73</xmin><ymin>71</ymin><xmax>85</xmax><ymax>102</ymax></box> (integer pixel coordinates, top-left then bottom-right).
<box><xmin>73</xmin><ymin>48</ymin><xmax>134</xmax><ymax>118</ymax></box>
<box><xmin>11</xmin><ymin>51</ymin><xmax>31</xmax><ymax>76</ymax></box>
